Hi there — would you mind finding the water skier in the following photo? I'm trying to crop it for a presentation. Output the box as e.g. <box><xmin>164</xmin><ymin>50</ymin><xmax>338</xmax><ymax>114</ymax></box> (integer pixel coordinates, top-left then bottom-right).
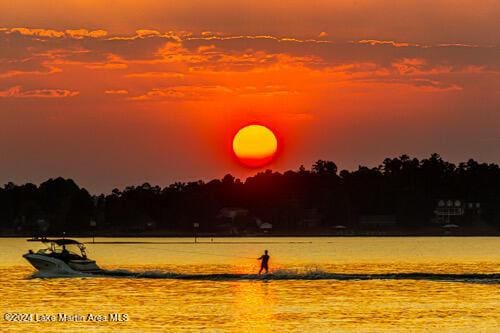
<box><xmin>258</xmin><ymin>250</ymin><xmax>270</xmax><ymax>274</ymax></box>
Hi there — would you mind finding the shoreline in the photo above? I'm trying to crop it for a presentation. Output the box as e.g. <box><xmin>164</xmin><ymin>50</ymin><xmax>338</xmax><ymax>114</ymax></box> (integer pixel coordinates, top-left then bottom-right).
<box><xmin>2</xmin><ymin>232</ymin><xmax>499</xmax><ymax>238</ymax></box>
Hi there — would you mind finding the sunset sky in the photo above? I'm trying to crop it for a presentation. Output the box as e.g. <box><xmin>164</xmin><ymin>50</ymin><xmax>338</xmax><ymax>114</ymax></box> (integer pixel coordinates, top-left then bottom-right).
<box><xmin>1</xmin><ymin>0</ymin><xmax>499</xmax><ymax>193</ymax></box>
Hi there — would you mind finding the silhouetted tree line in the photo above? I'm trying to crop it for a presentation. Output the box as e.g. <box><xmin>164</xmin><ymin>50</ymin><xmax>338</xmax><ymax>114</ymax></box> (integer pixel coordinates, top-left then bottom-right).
<box><xmin>1</xmin><ymin>154</ymin><xmax>500</xmax><ymax>235</ymax></box>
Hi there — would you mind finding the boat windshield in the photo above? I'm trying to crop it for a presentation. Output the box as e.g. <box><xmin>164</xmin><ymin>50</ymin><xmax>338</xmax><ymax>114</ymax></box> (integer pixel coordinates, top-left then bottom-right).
<box><xmin>28</xmin><ymin>238</ymin><xmax>91</xmax><ymax>259</ymax></box>
<box><xmin>38</xmin><ymin>242</ymin><xmax>87</xmax><ymax>259</ymax></box>
<box><xmin>53</xmin><ymin>244</ymin><xmax>82</xmax><ymax>256</ymax></box>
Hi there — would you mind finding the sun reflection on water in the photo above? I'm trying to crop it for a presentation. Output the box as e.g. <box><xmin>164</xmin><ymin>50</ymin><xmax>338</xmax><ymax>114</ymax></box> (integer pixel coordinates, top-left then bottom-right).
<box><xmin>0</xmin><ymin>237</ymin><xmax>498</xmax><ymax>332</ymax></box>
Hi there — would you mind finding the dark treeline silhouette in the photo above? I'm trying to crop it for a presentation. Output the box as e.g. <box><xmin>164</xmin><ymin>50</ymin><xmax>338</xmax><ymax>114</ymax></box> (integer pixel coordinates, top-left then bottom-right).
<box><xmin>1</xmin><ymin>154</ymin><xmax>500</xmax><ymax>236</ymax></box>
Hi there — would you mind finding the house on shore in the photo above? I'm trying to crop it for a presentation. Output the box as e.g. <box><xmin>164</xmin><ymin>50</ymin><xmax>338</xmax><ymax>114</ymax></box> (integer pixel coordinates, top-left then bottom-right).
<box><xmin>215</xmin><ymin>207</ymin><xmax>272</xmax><ymax>234</ymax></box>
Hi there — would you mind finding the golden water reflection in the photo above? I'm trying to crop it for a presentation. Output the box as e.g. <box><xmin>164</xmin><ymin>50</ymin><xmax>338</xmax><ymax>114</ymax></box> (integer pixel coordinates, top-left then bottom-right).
<box><xmin>0</xmin><ymin>237</ymin><xmax>498</xmax><ymax>332</ymax></box>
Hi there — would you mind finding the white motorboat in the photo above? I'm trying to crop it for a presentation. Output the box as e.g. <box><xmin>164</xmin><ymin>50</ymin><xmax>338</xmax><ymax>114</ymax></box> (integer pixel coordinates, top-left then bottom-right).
<box><xmin>23</xmin><ymin>238</ymin><xmax>101</xmax><ymax>274</ymax></box>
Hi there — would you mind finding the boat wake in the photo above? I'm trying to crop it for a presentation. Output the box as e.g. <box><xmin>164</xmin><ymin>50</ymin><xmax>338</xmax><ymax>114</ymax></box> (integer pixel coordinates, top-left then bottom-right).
<box><xmin>100</xmin><ymin>269</ymin><xmax>500</xmax><ymax>283</ymax></box>
<box><xmin>30</xmin><ymin>269</ymin><xmax>500</xmax><ymax>284</ymax></box>
<box><xmin>31</xmin><ymin>270</ymin><xmax>95</xmax><ymax>279</ymax></box>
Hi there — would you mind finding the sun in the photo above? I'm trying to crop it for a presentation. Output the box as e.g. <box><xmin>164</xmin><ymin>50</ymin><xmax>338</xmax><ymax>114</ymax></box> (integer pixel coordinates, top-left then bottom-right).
<box><xmin>232</xmin><ymin>124</ymin><xmax>278</xmax><ymax>168</ymax></box>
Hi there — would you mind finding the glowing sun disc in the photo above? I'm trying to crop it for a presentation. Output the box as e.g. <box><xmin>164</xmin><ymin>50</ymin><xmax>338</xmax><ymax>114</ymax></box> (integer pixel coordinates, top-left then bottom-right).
<box><xmin>232</xmin><ymin>125</ymin><xmax>278</xmax><ymax>167</ymax></box>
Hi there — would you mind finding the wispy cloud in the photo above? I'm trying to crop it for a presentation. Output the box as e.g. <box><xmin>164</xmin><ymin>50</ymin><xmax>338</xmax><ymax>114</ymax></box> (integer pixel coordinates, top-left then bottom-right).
<box><xmin>7</xmin><ymin>27</ymin><xmax>107</xmax><ymax>39</ymax></box>
<box><xmin>0</xmin><ymin>85</ymin><xmax>79</xmax><ymax>98</ymax></box>
<box><xmin>0</xmin><ymin>27</ymin><xmax>498</xmax><ymax>105</ymax></box>
<box><xmin>125</xmin><ymin>72</ymin><xmax>185</xmax><ymax>79</ymax></box>
<box><xmin>357</xmin><ymin>39</ymin><xmax>420</xmax><ymax>47</ymax></box>
<box><xmin>104</xmin><ymin>89</ymin><xmax>129</xmax><ymax>95</ymax></box>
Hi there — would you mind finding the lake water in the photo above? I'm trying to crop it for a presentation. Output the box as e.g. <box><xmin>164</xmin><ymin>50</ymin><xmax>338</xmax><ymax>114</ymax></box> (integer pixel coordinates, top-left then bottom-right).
<box><xmin>0</xmin><ymin>237</ymin><xmax>498</xmax><ymax>332</ymax></box>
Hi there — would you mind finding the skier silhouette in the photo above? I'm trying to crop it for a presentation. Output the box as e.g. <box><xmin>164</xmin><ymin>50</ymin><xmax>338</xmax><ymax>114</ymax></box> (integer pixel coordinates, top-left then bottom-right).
<box><xmin>258</xmin><ymin>250</ymin><xmax>270</xmax><ymax>274</ymax></box>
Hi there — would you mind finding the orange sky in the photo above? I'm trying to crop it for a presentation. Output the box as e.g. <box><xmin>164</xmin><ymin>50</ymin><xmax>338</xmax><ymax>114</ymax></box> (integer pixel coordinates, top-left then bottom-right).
<box><xmin>0</xmin><ymin>1</ymin><xmax>499</xmax><ymax>193</ymax></box>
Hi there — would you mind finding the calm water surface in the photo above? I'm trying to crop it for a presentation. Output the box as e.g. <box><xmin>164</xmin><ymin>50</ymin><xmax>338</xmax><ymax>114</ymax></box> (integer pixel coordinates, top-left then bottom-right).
<box><xmin>0</xmin><ymin>237</ymin><xmax>498</xmax><ymax>332</ymax></box>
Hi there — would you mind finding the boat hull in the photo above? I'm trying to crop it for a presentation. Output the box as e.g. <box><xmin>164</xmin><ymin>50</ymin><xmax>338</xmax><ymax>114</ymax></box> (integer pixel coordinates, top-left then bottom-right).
<box><xmin>23</xmin><ymin>253</ymin><xmax>101</xmax><ymax>274</ymax></box>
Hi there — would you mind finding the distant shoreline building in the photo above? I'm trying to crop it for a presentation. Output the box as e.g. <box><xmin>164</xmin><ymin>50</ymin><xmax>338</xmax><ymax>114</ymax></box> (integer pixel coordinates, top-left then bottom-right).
<box><xmin>216</xmin><ymin>207</ymin><xmax>272</xmax><ymax>234</ymax></box>
<box><xmin>433</xmin><ymin>199</ymin><xmax>481</xmax><ymax>224</ymax></box>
